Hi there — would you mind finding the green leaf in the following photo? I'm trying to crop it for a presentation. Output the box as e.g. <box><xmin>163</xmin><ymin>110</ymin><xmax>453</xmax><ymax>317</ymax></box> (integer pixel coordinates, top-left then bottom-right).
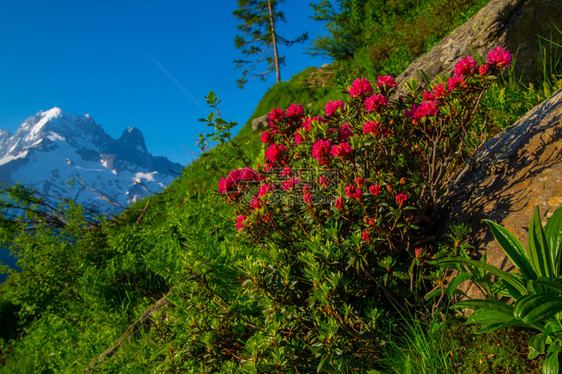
<box><xmin>528</xmin><ymin>206</ymin><xmax>553</xmax><ymax>278</ymax></box>
<box><xmin>484</xmin><ymin>219</ymin><xmax>536</xmax><ymax>280</ymax></box>
<box><xmin>544</xmin><ymin>346</ymin><xmax>561</xmax><ymax>374</ymax></box>
<box><xmin>467</xmin><ymin>308</ymin><xmax>513</xmax><ymax>325</ymax></box>
<box><xmin>533</xmin><ymin>277</ymin><xmax>562</xmax><ymax>293</ymax></box>
<box><xmin>545</xmin><ymin>207</ymin><xmax>562</xmax><ymax>273</ymax></box>
<box><xmin>445</xmin><ymin>271</ymin><xmax>472</xmax><ymax>298</ymax></box>
<box><xmin>433</xmin><ymin>257</ymin><xmax>527</xmax><ymax>296</ymax></box>
<box><xmin>514</xmin><ymin>294</ymin><xmax>562</xmax><ymax>324</ymax></box>
<box><xmin>451</xmin><ymin>299</ymin><xmax>514</xmax><ymax>315</ymax></box>
<box><xmin>527</xmin><ymin>332</ymin><xmax>546</xmax><ymax>359</ymax></box>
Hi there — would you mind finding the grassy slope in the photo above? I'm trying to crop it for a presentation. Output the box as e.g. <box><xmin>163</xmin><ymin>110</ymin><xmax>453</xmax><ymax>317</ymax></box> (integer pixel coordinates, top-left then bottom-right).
<box><xmin>4</xmin><ymin>0</ymin><xmax>562</xmax><ymax>370</ymax></box>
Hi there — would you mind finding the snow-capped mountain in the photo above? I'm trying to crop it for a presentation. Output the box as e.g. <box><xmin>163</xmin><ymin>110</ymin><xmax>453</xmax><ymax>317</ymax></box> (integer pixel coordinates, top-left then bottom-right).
<box><xmin>0</xmin><ymin>107</ymin><xmax>182</xmax><ymax>214</ymax></box>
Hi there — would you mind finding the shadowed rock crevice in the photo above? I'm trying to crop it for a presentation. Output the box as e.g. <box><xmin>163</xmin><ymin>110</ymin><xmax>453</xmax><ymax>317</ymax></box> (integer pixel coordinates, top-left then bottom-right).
<box><xmin>439</xmin><ymin>89</ymin><xmax>562</xmax><ymax>281</ymax></box>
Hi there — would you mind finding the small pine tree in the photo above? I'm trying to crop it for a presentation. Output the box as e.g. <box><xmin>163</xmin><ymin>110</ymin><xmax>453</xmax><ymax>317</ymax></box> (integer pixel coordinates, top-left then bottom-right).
<box><xmin>233</xmin><ymin>0</ymin><xmax>308</xmax><ymax>88</ymax></box>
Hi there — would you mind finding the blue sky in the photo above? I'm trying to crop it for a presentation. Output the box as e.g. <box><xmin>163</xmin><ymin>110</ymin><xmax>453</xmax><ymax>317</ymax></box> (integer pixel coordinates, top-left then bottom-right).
<box><xmin>0</xmin><ymin>1</ymin><xmax>331</xmax><ymax>165</ymax></box>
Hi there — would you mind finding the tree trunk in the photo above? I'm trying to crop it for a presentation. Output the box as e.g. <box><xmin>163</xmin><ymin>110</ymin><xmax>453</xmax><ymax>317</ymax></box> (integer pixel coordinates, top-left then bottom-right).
<box><xmin>267</xmin><ymin>0</ymin><xmax>281</xmax><ymax>83</ymax></box>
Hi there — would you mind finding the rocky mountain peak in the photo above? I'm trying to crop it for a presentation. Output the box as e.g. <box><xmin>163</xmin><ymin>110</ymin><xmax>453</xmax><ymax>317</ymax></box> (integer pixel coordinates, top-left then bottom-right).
<box><xmin>0</xmin><ymin>108</ymin><xmax>182</xmax><ymax>214</ymax></box>
<box><xmin>118</xmin><ymin>127</ymin><xmax>147</xmax><ymax>154</ymax></box>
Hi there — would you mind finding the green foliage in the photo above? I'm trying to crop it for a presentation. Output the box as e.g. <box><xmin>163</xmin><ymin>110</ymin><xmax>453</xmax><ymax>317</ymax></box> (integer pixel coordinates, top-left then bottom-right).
<box><xmin>436</xmin><ymin>207</ymin><xmax>562</xmax><ymax>373</ymax></box>
<box><xmin>309</xmin><ymin>0</ymin><xmax>490</xmax><ymax>83</ymax></box>
<box><xmin>3</xmin><ymin>1</ymin><xmax>562</xmax><ymax>371</ymax></box>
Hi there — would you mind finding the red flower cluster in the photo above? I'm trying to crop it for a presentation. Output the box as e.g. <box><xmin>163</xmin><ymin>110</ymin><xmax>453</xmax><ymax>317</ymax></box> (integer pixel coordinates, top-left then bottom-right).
<box><xmin>282</xmin><ymin>177</ymin><xmax>301</xmax><ymax>191</ymax></box>
<box><xmin>365</xmin><ymin>94</ymin><xmax>388</xmax><ymax>112</ymax></box>
<box><xmin>363</xmin><ymin>120</ymin><xmax>389</xmax><ymax>136</ymax></box>
<box><xmin>219</xmin><ymin>167</ymin><xmax>259</xmax><ymax>195</ymax></box>
<box><xmin>362</xmin><ymin>230</ymin><xmax>371</xmax><ymax>244</ymax></box>
<box><xmin>369</xmin><ymin>184</ymin><xmax>382</xmax><ymax>196</ymax></box>
<box><xmin>268</xmin><ymin>108</ymin><xmax>285</xmax><ymax>127</ymax></box>
<box><xmin>261</xmin><ymin>130</ymin><xmax>273</xmax><ymax>144</ymax></box>
<box><xmin>338</xmin><ymin>123</ymin><xmax>353</xmax><ymax>142</ymax></box>
<box><xmin>487</xmin><ymin>46</ymin><xmax>512</xmax><ymax>68</ymax></box>
<box><xmin>265</xmin><ymin>143</ymin><xmax>287</xmax><ymax>164</ymax></box>
<box><xmin>325</xmin><ymin>100</ymin><xmax>344</xmax><ymax>116</ymax></box>
<box><xmin>345</xmin><ymin>185</ymin><xmax>363</xmax><ymax>200</ymax></box>
<box><xmin>349</xmin><ymin>78</ymin><xmax>374</xmax><ymax>97</ymax></box>
<box><xmin>330</xmin><ymin>142</ymin><xmax>353</xmax><ymax>159</ymax></box>
<box><xmin>395</xmin><ymin>193</ymin><xmax>408</xmax><ymax>208</ymax></box>
<box><xmin>286</xmin><ymin>104</ymin><xmax>304</xmax><ymax>118</ymax></box>
<box><xmin>377</xmin><ymin>75</ymin><xmax>396</xmax><ymax>88</ymax></box>
<box><xmin>236</xmin><ymin>215</ymin><xmax>247</xmax><ymax>231</ymax></box>
<box><xmin>312</xmin><ymin>139</ymin><xmax>332</xmax><ymax>165</ymax></box>
<box><xmin>453</xmin><ymin>56</ymin><xmax>477</xmax><ymax>77</ymax></box>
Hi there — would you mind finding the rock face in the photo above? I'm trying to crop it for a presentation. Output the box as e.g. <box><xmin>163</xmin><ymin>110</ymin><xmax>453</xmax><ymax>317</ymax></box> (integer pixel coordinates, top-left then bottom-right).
<box><xmin>251</xmin><ymin>114</ymin><xmax>269</xmax><ymax>131</ymax></box>
<box><xmin>439</xmin><ymin>88</ymin><xmax>562</xmax><ymax>295</ymax></box>
<box><xmin>395</xmin><ymin>0</ymin><xmax>562</xmax><ymax>96</ymax></box>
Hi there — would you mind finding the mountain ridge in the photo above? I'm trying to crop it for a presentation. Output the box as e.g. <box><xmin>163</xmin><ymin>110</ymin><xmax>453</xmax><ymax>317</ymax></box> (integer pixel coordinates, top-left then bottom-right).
<box><xmin>0</xmin><ymin>107</ymin><xmax>182</xmax><ymax>214</ymax></box>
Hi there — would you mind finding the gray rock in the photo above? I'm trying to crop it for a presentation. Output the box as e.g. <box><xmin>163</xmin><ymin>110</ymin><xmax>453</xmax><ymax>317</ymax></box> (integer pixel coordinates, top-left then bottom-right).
<box><xmin>439</xmin><ymin>89</ymin><xmax>562</xmax><ymax>298</ymax></box>
<box><xmin>252</xmin><ymin>114</ymin><xmax>269</xmax><ymax>131</ymax></box>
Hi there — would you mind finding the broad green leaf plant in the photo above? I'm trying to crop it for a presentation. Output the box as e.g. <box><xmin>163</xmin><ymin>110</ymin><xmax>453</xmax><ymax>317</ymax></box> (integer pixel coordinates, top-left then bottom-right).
<box><xmin>436</xmin><ymin>206</ymin><xmax>562</xmax><ymax>373</ymax></box>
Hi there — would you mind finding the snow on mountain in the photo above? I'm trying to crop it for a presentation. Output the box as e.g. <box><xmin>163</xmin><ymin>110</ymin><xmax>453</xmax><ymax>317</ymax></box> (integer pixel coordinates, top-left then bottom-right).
<box><xmin>0</xmin><ymin>107</ymin><xmax>182</xmax><ymax>215</ymax></box>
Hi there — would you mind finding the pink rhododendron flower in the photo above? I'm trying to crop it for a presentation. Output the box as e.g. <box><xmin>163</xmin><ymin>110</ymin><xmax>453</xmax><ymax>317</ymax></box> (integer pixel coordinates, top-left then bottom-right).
<box><xmin>377</xmin><ymin>75</ymin><xmax>396</xmax><ymax>88</ymax></box>
<box><xmin>338</xmin><ymin>123</ymin><xmax>353</xmax><ymax>142</ymax></box>
<box><xmin>264</xmin><ymin>161</ymin><xmax>273</xmax><ymax>172</ymax></box>
<box><xmin>286</xmin><ymin>103</ymin><xmax>304</xmax><ymax>118</ymax></box>
<box><xmin>344</xmin><ymin>185</ymin><xmax>363</xmax><ymax>200</ymax></box>
<box><xmin>236</xmin><ymin>215</ymin><xmax>247</xmax><ymax>231</ymax></box>
<box><xmin>325</xmin><ymin>100</ymin><xmax>344</xmax><ymax>116</ymax></box>
<box><xmin>268</xmin><ymin>108</ymin><xmax>285</xmax><ymax>124</ymax></box>
<box><xmin>239</xmin><ymin>168</ymin><xmax>259</xmax><ymax>181</ymax></box>
<box><xmin>258</xmin><ymin>182</ymin><xmax>274</xmax><ymax>197</ymax></box>
<box><xmin>364</xmin><ymin>94</ymin><xmax>388</xmax><ymax>112</ymax></box>
<box><xmin>218</xmin><ymin>178</ymin><xmax>229</xmax><ymax>195</ymax></box>
<box><xmin>349</xmin><ymin>78</ymin><xmax>374</xmax><ymax>97</ymax></box>
<box><xmin>282</xmin><ymin>177</ymin><xmax>300</xmax><ymax>191</ymax></box>
<box><xmin>303</xmin><ymin>192</ymin><xmax>314</xmax><ymax>205</ymax></box>
<box><xmin>312</xmin><ymin>139</ymin><xmax>332</xmax><ymax>165</ymax></box>
<box><xmin>330</xmin><ymin>142</ymin><xmax>353</xmax><ymax>159</ymax></box>
<box><xmin>363</xmin><ymin>120</ymin><xmax>380</xmax><ymax>134</ymax></box>
<box><xmin>281</xmin><ymin>166</ymin><xmax>292</xmax><ymax>177</ymax></box>
<box><xmin>487</xmin><ymin>46</ymin><xmax>512</xmax><ymax>68</ymax></box>
<box><xmin>250</xmin><ymin>196</ymin><xmax>262</xmax><ymax>210</ymax></box>
<box><xmin>369</xmin><ymin>184</ymin><xmax>382</xmax><ymax>196</ymax></box>
<box><xmin>355</xmin><ymin>177</ymin><xmax>364</xmax><ymax>188</ymax></box>
<box><xmin>261</xmin><ymin>130</ymin><xmax>273</xmax><ymax>144</ymax></box>
<box><xmin>265</xmin><ymin>143</ymin><xmax>287</xmax><ymax>163</ymax></box>
<box><xmin>432</xmin><ymin>82</ymin><xmax>447</xmax><ymax>98</ymax></box>
<box><xmin>423</xmin><ymin>91</ymin><xmax>435</xmax><ymax>101</ymax></box>
<box><xmin>294</xmin><ymin>129</ymin><xmax>304</xmax><ymax>145</ymax></box>
<box><xmin>478</xmin><ymin>64</ymin><xmax>489</xmax><ymax>76</ymax></box>
<box><xmin>409</xmin><ymin>100</ymin><xmax>438</xmax><ymax>120</ymax></box>
<box><xmin>395</xmin><ymin>193</ymin><xmax>408</xmax><ymax>208</ymax></box>
<box><xmin>302</xmin><ymin>117</ymin><xmax>312</xmax><ymax>132</ymax></box>
<box><xmin>447</xmin><ymin>76</ymin><xmax>464</xmax><ymax>91</ymax></box>
<box><xmin>362</xmin><ymin>230</ymin><xmax>371</xmax><ymax>244</ymax></box>
<box><xmin>368</xmin><ymin>217</ymin><xmax>375</xmax><ymax>226</ymax></box>
<box><xmin>334</xmin><ymin>197</ymin><xmax>344</xmax><ymax>210</ymax></box>
<box><xmin>218</xmin><ymin>168</ymin><xmax>258</xmax><ymax>194</ymax></box>
<box><xmin>454</xmin><ymin>55</ymin><xmax>477</xmax><ymax>77</ymax></box>
<box><xmin>318</xmin><ymin>175</ymin><xmax>329</xmax><ymax>189</ymax></box>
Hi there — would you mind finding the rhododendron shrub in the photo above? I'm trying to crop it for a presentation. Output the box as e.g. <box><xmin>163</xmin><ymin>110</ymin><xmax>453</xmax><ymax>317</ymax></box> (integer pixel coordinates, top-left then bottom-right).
<box><xmin>216</xmin><ymin>48</ymin><xmax>511</xmax><ymax>369</ymax></box>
